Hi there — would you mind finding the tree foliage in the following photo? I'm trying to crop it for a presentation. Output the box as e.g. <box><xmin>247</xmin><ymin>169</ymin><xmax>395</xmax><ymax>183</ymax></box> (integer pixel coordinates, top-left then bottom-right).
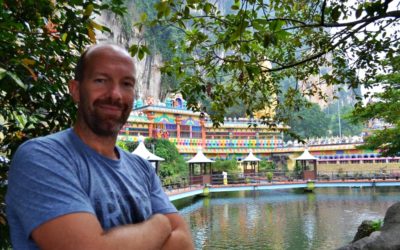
<box><xmin>328</xmin><ymin>101</ymin><xmax>363</xmax><ymax>137</ymax></box>
<box><xmin>212</xmin><ymin>159</ymin><xmax>239</xmax><ymax>173</ymax></box>
<box><xmin>350</xmin><ymin>56</ymin><xmax>400</xmax><ymax>156</ymax></box>
<box><xmin>124</xmin><ymin>138</ymin><xmax>188</xmax><ymax>184</ymax></box>
<box><xmin>280</xmin><ymin>98</ymin><xmax>363</xmax><ymax>140</ymax></box>
<box><xmin>259</xmin><ymin>160</ymin><xmax>275</xmax><ymax>173</ymax></box>
<box><xmin>146</xmin><ymin>138</ymin><xmax>188</xmax><ymax>182</ymax></box>
<box><xmin>0</xmin><ymin>0</ymin><xmax>126</xmax><ymax>248</ymax></box>
<box><xmin>285</xmin><ymin>102</ymin><xmax>331</xmax><ymax>139</ymax></box>
<box><xmin>137</xmin><ymin>0</ymin><xmax>399</xmax><ymax>127</ymax></box>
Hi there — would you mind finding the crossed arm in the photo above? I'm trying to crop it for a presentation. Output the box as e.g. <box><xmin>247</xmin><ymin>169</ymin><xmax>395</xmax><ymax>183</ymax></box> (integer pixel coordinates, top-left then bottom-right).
<box><xmin>32</xmin><ymin>212</ymin><xmax>194</xmax><ymax>250</ymax></box>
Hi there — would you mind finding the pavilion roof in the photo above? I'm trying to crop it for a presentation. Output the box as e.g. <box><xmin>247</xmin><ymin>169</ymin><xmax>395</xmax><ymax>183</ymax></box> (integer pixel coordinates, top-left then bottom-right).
<box><xmin>242</xmin><ymin>150</ymin><xmax>261</xmax><ymax>162</ymax></box>
<box><xmin>296</xmin><ymin>149</ymin><xmax>318</xmax><ymax>160</ymax></box>
<box><xmin>187</xmin><ymin>148</ymin><xmax>215</xmax><ymax>163</ymax></box>
<box><xmin>132</xmin><ymin>139</ymin><xmax>165</xmax><ymax>162</ymax></box>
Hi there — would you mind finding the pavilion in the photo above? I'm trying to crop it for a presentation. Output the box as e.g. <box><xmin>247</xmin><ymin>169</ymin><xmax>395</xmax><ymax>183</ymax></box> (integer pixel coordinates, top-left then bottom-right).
<box><xmin>241</xmin><ymin>150</ymin><xmax>261</xmax><ymax>175</ymax></box>
<box><xmin>132</xmin><ymin>137</ymin><xmax>165</xmax><ymax>173</ymax></box>
<box><xmin>296</xmin><ymin>148</ymin><xmax>318</xmax><ymax>180</ymax></box>
<box><xmin>187</xmin><ymin>148</ymin><xmax>214</xmax><ymax>185</ymax></box>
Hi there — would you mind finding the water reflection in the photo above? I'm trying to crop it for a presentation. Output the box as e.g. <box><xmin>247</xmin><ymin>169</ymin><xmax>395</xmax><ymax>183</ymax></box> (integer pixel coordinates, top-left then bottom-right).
<box><xmin>175</xmin><ymin>187</ymin><xmax>400</xmax><ymax>250</ymax></box>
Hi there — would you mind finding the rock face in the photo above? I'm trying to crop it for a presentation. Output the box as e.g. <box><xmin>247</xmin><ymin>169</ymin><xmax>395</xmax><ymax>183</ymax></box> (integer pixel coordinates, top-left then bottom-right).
<box><xmin>351</xmin><ymin>220</ymin><xmax>377</xmax><ymax>243</ymax></box>
<box><xmin>338</xmin><ymin>202</ymin><xmax>400</xmax><ymax>250</ymax></box>
<box><xmin>93</xmin><ymin>1</ymin><xmax>233</xmax><ymax>104</ymax></box>
<box><xmin>96</xmin><ymin>11</ymin><xmax>163</xmax><ymax>103</ymax></box>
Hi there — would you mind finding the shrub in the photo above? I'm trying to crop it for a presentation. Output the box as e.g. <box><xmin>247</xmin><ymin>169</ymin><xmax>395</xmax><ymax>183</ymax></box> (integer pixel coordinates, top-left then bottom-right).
<box><xmin>266</xmin><ymin>172</ymin><xmax>273</xmax><ymax>182</ymax></box>
<box><xmin>212</xmin><ymin>159</ymin><xmax>239</xmax><ymax>173</ymax></box>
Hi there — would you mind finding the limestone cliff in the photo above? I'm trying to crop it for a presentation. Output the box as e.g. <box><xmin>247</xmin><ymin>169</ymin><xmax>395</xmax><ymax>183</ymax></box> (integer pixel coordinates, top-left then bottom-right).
<box><xmin>96</xmin><ymin>10</ymin><xmax>163</xmax><ymax>103</ymax></box>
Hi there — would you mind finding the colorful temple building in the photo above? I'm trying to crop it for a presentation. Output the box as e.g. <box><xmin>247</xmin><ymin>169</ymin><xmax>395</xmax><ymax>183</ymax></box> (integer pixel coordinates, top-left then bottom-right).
<box><xmin>119</xmin><ymin>95</ymin><xmax>286</xmax><ymax>160</ymax></box>
<box><xmin>118</xmin><ymin>95</ymin><xmax>400</xmax><ymax>173</ymax></box>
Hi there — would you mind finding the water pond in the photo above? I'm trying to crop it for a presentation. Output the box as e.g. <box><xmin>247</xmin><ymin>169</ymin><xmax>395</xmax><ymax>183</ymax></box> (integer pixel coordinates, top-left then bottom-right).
<box><xmin>174</xmin><ymin>187</ymin><xmax>400</xmax><ymax>250</ymax></box>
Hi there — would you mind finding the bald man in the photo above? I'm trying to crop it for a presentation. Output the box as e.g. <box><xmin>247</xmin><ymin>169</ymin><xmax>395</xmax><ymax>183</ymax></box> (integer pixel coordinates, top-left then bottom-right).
<box><xmin>6</xmin><ymin>44</ymin><xmax>194</xmax><ymax>249</ymax></box>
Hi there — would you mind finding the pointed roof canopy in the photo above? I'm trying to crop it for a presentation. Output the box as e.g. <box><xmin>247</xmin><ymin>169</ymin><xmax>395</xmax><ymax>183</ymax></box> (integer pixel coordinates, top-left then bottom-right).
<box><xmin>242</xmin><ymin>150</ymin><xmax>261</xmax><ymax>162</ymax></box>
<box><xmin>296</xmin><ymin>149</ymin><xmax>318</xmax><ymax>161</ymax></box>
<box><xmin>132</xmin><ymin>136</ymin><xmax>165</xmax><ymax>162</ymax></box>
<box><xmin>187</xmin><ymin>148</ymin><xmax>215</xmax><ymax>163</ymax></box>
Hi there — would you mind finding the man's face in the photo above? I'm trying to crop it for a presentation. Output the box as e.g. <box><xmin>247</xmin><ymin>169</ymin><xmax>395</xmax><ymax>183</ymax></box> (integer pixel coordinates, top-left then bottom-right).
<box><xmin>73</xmin><ymin>48</ymin><xmax>135</xmax><ymax>137</ymax></box>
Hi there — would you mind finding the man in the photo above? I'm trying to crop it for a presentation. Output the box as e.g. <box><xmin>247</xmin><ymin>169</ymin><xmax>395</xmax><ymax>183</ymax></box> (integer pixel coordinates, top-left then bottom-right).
<box><xmin>6</xmin><ymin>44</ymin><xmax>194</xmax><ymax>249</ymax></box>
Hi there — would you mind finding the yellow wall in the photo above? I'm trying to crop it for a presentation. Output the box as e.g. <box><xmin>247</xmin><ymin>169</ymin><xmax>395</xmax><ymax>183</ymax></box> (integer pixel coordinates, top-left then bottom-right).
<box><xmin>317</xmin><ymin>162</ymin><xmax>400</xmax><ymax>173</ymax></box>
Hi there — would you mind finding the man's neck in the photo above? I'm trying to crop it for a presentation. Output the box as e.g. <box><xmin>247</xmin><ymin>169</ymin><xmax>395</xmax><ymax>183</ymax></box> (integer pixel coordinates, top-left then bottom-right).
<box><xmin>73</xmin><ymin>123</ymin><xmax>119</xmax><ymax>160</ymax></box>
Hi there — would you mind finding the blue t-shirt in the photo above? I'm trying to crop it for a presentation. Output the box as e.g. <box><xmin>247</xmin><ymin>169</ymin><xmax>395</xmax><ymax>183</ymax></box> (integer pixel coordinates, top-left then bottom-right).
<box><xmin>6</xmin><ymin>128</ymin><xmax>177</xmax><ymax>249</ymax></box>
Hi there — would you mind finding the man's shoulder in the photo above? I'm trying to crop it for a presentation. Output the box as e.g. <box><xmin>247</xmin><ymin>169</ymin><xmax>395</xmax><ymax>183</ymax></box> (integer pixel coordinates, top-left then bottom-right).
<box><xmin>9</xmin><ymin>129</ymin><xmax>77</xmax><ymax>178</ymax></box>
<box><xmin>119</xmin><ymin>149</ymin><xmax>155</xmax><ymax>171</ymax></box>
<box><xmin>16</xmin><ymin>129</ymin><xmax>74</xmax><ymax>155</ymax></box>
<box><xmin>120</xmin><ymin>149</ymin><xmax>148</xmax><ymax>164</ymax></box>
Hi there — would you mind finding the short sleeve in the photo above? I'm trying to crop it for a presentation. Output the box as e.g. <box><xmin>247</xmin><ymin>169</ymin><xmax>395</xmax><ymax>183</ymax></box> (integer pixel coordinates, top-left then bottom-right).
<box><xmin>147</xmin><ymin>163</ymin><xmax>177</xmax><ymax>215</ymax></box>
<box><xmin>6</xmin><ymin>140</ymin><xmax>95</xmax><ymax>240</ymax></box>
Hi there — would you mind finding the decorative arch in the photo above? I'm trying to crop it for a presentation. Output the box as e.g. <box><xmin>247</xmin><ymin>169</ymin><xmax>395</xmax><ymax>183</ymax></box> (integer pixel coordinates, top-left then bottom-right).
<box><xmin>154</xmin><ymin>114</ymin><xmax>175</xmax><ymax>124</ymax></box>
<box><xmin>182</xmin><ymin>117</ymin><xmax>200</xmax><ymax>126</ymax></box>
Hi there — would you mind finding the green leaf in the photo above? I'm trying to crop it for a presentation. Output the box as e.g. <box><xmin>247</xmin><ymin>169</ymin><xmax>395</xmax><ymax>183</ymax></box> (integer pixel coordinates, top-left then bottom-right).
<box><xmin>263</xmin><ymin>32</ymin><xmax>277</xmax><ymax>47</ymax></box>
<box><xmin>141</xmin><ymin>45</ymin><xmax>151</xmax><ymax>55</ymax></box>
<box><xmin>274</xmin><ymin>29</ymin><xmax>288</xmax><ymax>41</ymax></box>
<box><xmin>204</xmin><ymin>3</ymin><xmax>212</xmax><ymax>14</ymax></box>
<box><xmin>129</xmin><ymin>45</ymin><xmax>139</xmax><ymax>57</ymax></box>
<box><xmin>7</xmin><ymin>71</ymin><xmax>27</xmax><ymax>90</ymax></box>
<box><xmin>155</xmin><ymin>2</ymin><xmax>169</xmax><ymax>18</ymax></box>
<box><xmin>61</xmin><ymin>33</ymin><xmax>68</xmax><ymax>42</ymax></box>
<box><xmin>138</xmin><ymin>48</ymin><xmax>145</xmax><ymax>60</ymax></box>
<box><xmin>83</xmin><ymin>3</ymin><xmax>94</xmax><ymax>17</ymax></box>
<box><xmin>140</xmin><ymin>12</ymin><xmax>147</xmax><ymax>22</ymax></box>
<box><xmin>269</xmin><ymin>20</ymin><xmax>285</xmax><ymax>31</ymax></box>
<box><xmin>89</xmin><ymin>20</ymin><xmax>103</xmax><ymax>31</ymax></box>
<box><xmin>355</xmin><ymin>7</ymin><xmax>363</xmax><ymax>19</ymax></box>
<box><xmin>331</xmin><ymin>6</ymin><xmax>341</xmax><ymax>22</ymax></box>
<box><xmin>184</xmin><ymin>6</ymin><xmax>190</xmax><ymax>18</ymax></box>
<box><xmin>232</xmin><ymin>2</ymin><xmax>240</xmax><ymax>10</ymax></box>
<box><xmin>0</xmin><ymin>68</ymin><xmax>6</xmax><ymax>80</ymax></box>
<box><xmin>14</xmin><ymin>112</ymin><xmax>28</xmax><ymax>127</ymax></box>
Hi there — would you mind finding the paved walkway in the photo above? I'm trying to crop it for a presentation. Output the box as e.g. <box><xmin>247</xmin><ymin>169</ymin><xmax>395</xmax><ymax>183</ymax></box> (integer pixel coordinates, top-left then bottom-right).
<box><xmin>165</xmin><ymin>186</ymin><xmax>203</xmax><ymax>196</ymax></box>
<box><xmin>166</xmin><ymin>179</ymin><xmax>400</xmax><ymax>201</ymax></box>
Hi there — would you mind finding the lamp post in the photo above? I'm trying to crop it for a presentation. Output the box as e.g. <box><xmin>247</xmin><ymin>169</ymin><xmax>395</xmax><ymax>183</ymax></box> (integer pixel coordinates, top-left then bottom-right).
<box><xmin>337</xmin><ymin>100</ymin><xmax>342</xmax><ymax>138</ymax></box>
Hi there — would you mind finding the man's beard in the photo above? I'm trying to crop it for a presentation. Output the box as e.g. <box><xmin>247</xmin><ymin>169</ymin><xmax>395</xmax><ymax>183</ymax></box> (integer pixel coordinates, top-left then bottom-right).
<box><xmin>80</xmin><ymin>97</ymin><xmax>131</xmax><ymax>137</ymax></box>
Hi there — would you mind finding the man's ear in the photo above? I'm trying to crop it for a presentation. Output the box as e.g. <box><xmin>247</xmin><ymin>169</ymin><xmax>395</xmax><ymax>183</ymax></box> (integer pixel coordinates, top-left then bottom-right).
<box><xmin>68</xmin><ymin>80</ymin><xmax>80</xmax><ymax>104</ymax></box>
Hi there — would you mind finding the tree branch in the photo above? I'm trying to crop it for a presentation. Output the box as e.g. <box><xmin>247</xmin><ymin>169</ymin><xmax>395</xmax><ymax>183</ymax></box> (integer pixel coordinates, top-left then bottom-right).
<box><xmin>281</xmin><ymin>10</ymin><xmax>400</xmax><ymax>30</ymax></box>
<box><xmin>320</xmin><ymin>0</ymin><xmax>327</xmax><ymax>26</ymax></box>
<box><xmin>267</xmin><ymin>21</ymin><xmax>370</xmax><ymax>72</ymax></box>
<box><xmin>323</xmin><ymin>10</ymin><xmax>400</xmax><ymax>27</ymax></box>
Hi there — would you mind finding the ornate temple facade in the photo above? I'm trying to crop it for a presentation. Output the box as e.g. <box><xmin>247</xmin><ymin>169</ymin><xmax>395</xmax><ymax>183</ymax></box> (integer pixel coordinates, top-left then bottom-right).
<box><xmin>118</xmin><ymin>95</ymin><xmax>400</xmax><ymax>173</ymax></box>
<box><xmin>118</xmin><ymin>94</ymin><xmax>287</xmax><ymax>162</ymax></box>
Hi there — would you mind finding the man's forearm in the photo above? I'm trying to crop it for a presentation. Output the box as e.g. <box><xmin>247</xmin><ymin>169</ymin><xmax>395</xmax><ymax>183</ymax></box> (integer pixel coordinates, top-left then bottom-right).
<box><xmin>105</xmin><ymin>213</ymin><xmax>194</xmax><ymax>250</ymax></box>
<box><xmin>162</xmin><ymin>213</ymin><xmax>195</xmax><ymax>250</ymax></box>
<box><xmin>162</xmin><ymin>228</ymin><xmax>195</xmax><ymax>250</ymax></box>
<box><xmin>32</xmin><ymin>213</ymin><xmax>173</xmax><ymax>250</ymax></box>
<box><xmin>103</xmin><ymin>214</ymin><xmax>172</xmax><ymax>250</ymax></box>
